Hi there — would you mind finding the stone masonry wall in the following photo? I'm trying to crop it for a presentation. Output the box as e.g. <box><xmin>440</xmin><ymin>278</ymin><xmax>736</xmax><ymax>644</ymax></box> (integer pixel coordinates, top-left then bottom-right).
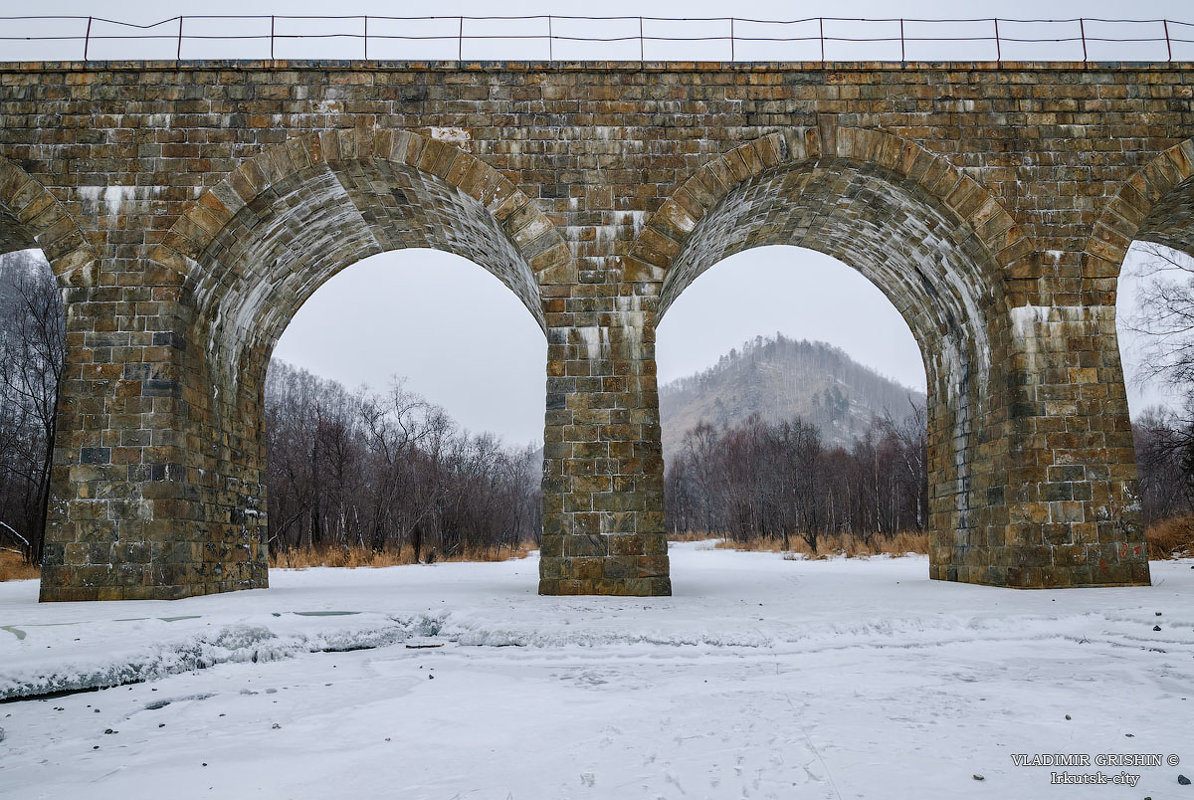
<box><xmin>0</xmin><ymin>59</ymin><xmax>1178</xmax><ymax>599</ymax></box>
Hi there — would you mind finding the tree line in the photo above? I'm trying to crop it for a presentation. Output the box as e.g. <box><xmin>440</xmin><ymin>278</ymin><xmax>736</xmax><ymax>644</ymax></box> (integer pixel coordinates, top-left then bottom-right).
<box><xmin>0</xmin><ymin>250</ymin><xmax>63</xmax><ymax>564</ymax></box>
<box><xmin>1123</xmin><ymin>244</ymin><xmax>1194</xmax><ymax>528</ymax></box>
<box><xmin>663</xmin><ymin>406</ymin><xmax>929</xmax><ymax>552</ymax></box>
<box><xmin>264</xmin><ymin>361</ymin><xmax>541</xmax><ymax>561</ymax></box>
<box><xmin>663</xmin><ymin>404</ymin><xmax>1194</xmax><ymax>551</ymax></box>
<box><xmin>1132</xmin><ymin>407</ymin><xmax>1193</xmax><ymax>526</ymax></box>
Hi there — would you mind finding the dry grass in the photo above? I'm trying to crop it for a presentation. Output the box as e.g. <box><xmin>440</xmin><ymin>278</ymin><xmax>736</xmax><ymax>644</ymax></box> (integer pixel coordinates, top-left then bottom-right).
<box><xmin>269</xmin><ymin>541</ymin><xmax>535</xmax><ymax>570</ymax></box>
<box><xmin>1145</xmin><ymin>516</ymin><xmax>1194</xmax><ymax>560</ymax></box>
<box><xmin>670</xmin><ymin>531</ymin><xmax>930</xmax><ymax>558</ymax></box>
<box><xmin>666</xmin><ymin>529</ymin><xmax>723</xmax><ymax>543</ymax></box>
<box><xmin>0</xmin><ymin>549</ymin><xmax>40</xmax><ymax>581</ymax></box>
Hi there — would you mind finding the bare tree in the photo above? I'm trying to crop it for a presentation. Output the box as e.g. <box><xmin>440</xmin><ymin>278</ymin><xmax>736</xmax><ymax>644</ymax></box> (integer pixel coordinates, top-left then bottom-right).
<box><xmin>360</xmin><ymin>379</ymin><xmax>452</xmax><ymax>562</ymax></box>
<box><xmin>1133</xmin><ymin>404</ymin><xmax>1194</xmax><ymax>520</ymax></box>
<box><xmin>680</xmin><ymin>420</ymin><xmax>722</xmax><ymax>536</ymax></box>
<box><xmin>780</xmin><ymin>418</ymin><xmax>824</xmax><ymax>553</ymax></box>
<box><xmin>263</xmin><ymin>361</ymin><xmax>543</xmax><ymax>563</ymax></box>
<box><xmin>0</xmin><ymin>251</ymin><xmax>64</xmax><ymax>564</ymax></box>
<box><xmin>878</xmin><ymin>399</ymin><xmax>929</xmax><ymax>531</ymax></box>
<box><xmin>663</xmin><ymin>406</ymin><xmax>928</xmax><ymax>548</ymax></box>
<box><xmin>1124</xmin><ymin>243</ymin><xmax>1194</xmax><ymax>519</ymax></box>
<box><xmin>1126</xmin><ymin>243</ymin><xmax>1194</xmax><ymax>389</ymax></box>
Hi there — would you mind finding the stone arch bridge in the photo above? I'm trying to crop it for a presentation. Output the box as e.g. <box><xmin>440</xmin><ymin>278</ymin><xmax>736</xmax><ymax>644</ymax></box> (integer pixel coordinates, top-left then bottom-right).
<box><xmin>0</xmin><ymin>59</ymin><xmax>1178</xmax><ymax>601</ymax></box>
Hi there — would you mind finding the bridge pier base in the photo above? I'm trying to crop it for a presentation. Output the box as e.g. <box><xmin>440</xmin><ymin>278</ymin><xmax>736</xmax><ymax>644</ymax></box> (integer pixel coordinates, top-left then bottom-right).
<box><xmin>538</xmin><ymin>280</ymin><xmax>671</xmax><ymax>596</ymax></box>
<box><xmin>38</xmin><ymin>260</ymin><xmax>271</xmax><ymax>602</ymax></box>
<box><xmin>932</xmin><ymin>300</ymin><xmax>1151</xmax><ymax>589</ymax></box>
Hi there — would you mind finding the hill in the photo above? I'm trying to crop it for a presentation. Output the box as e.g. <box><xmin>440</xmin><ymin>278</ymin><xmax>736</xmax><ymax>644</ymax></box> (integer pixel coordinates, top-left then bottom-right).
<box><xmin>660</xmin><ymin>334</ymin><xmax>925</xmax><ymax>458</ymax></box>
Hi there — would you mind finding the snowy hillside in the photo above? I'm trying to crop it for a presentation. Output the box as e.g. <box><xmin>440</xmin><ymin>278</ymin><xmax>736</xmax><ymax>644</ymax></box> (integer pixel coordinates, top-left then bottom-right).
<box><xmin>1</xmin><ymin>546</ymin><xmax>1191</xmax><ymax>799</ymax></box>
<box><xmin>660</xmin><ymin>335</ymin><xmax>925</xmax><ymax>456</ymax></box>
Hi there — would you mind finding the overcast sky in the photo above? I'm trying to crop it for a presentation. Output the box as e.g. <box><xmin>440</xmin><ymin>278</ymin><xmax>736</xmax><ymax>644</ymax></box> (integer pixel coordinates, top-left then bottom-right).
<box><xmin>8</xmin><ymin>0</ymin><xmax>1191</xmax><ymax>444</ymax></box>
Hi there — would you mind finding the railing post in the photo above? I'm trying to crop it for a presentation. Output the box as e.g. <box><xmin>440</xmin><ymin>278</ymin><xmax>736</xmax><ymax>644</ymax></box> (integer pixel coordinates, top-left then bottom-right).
<box><xmin>270</xmin><ymin>15</ymin><xmax>275</xmax><ymax>60</ymax></box>
<box><xmin>83</xmin><ymin>16</ymin><xmax>92</xmax><ymax>61</ymax></box>
<box><xmin>639</xmin><ymin>16</ymin><xmax>644</xmax><ymax>61</ymax></box>
<box><xmin>994</xmin><ymin>17</ymin><xmax>1001</xmax><ymax>64</ymax></box>
<box><xmin>364</xmin><ymin>15</ymin><xmax>368</xmax><ymax>60</ymax></box>
<box><xmin>730</xmin><ymin>17</ymin><xmax>735</xmax><ymax>61</ymax></box>
<box><xmin>900</xmin><ymin>18</ymin><xmax>905</xmax><ymax>62</ymax></box>
<box><xmin>458</xmin><ymin>16</ymin><xmax>463</xmax><ymax>61</ymax></box>
<box><xmin>1079</xmin><ymin>18</ymin><xmax>1087</xmax><ymax>62</ymax></box>
<box><xmin>548</xmin><ymin>14</ymin><xmax>553</xmax><ymax>61</ymax></box>
<box><xmin>177</xmin><ymin>16</ymin><xmax>183</xmax><ymax>61</ymax></box>
<box><xmin>820</xmin><ymin>17</ymin><xmax>825</xmax><ymax>67</ymax></box>
<box><xmin>1164</xmin><ymin>19</ymin><xmax>1172</xmax><ymax>62</ymax></box>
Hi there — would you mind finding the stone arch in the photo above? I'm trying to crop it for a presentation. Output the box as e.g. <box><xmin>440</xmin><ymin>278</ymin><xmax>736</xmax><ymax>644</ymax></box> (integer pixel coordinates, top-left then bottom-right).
<box><xmin>631</xmin><ymin>126</ymin><xmax>1032</xmax><ymax>585</ymax></box>
<box><xmin>0</xmin><ymin>156</ymin><xmax>96</xmax><ymax>282</ymax></box>
<box><xmin>641</xmin><ymin>128</ymin><xmax>1019</xmax><ymax>385</ymax></box>
<box><xmin>1084</xmin><ymin>138</ymin><xmax>1194</xmax><ymax>298</ymax></box>
<box><xmin>629</xmin><ymin>126</ymin><xmax>1027</xmax><ymax>293</ymax></box>
<box><xmin>138</xmin><ymin>129</ymin><xmax>569</xmax><ymax>596</ymax></box>
<box><xmin>153</xmin><ymin>129</ymin><xmax>570</xmax><ymax>375</ymax></box>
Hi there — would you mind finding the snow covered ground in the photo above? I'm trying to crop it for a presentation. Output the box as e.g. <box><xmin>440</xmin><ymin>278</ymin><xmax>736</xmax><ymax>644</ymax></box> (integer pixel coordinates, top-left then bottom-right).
<box><xmin>1</xmin><ymin>543</ymin><xmax>1191</xmax><ymax>799</ymax></box>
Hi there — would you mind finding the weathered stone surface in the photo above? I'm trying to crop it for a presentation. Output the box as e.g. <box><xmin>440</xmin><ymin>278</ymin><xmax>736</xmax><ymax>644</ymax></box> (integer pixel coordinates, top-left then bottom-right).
<box><xmin>0</xmin><ymin>59</ymin><xmax>1171</xmax><ymax>600</ymax></box>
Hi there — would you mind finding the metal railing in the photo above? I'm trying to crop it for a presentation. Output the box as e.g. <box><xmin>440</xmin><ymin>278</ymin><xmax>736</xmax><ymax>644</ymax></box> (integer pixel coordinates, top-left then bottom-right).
<box><xmin>0</xmin><ymin>15</ymin><xmax>1192</xmax><ymax>64</ymax></box>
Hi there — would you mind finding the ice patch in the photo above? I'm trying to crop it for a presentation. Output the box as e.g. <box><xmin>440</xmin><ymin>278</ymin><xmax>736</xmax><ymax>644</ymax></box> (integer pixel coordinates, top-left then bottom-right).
<box><xmin>77</xmin><ymin>186</ymin><xmax>102</xmax><ymax>208</ymax></box>
<box><xmin>77</xmin><ymin>185</ymin><xmax>148</xmax><ymax>218</ymax></box>
<box><xmin>614</xmin><ymin>293</ymin><xmax>646</xmax><ymax>355</ymax></box>
<box><xmin>621</xmin><ymin>210</ymin><xmax>647</xmax><ymax>237</ymax></box>
<box><xmin>0</xmin><ymin>616</ymin><xmax>440</xmax><ymax>701</ymax></box>
<box><xmin>1010</xmin><ymin>304</ymin><xmax>1107</xmax><ymax>342</ymax></box>
<box><xmin>103</xmin><ymin>186</ymin><xmax>137</xmax><ymax>216</ymax></box>
<box><xmin>428</xmin><ymin>126</ymin><xmax>470</xmax><ymax>145</ymax></box>
<box><xmin>1010</xmin><ymin>303</ymin><xmax>1052</xmax><ymax>341</ymax></box>
<box><xmin>576</xmin><ymin>326</ymin><xmax>604</xmax><ymax>360</ymax></box>
<box><xmin>144</xmin><ymin>692</ymin><xmax>213</xmax><ymax>711</ymax></box>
